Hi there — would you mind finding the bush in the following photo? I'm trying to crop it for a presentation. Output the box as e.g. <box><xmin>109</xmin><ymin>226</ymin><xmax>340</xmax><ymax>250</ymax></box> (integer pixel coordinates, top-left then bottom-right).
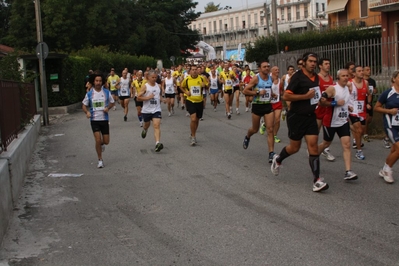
<box><xmin>0</xmin><ymin>52</ymin><xmax>23</xmax><ymax>81</ymax></box>
<box><xmin>246</xmin><ymin>26</ymin><xmax>381</xmax><ymax>62</ymax></box>
<box><xmin>73</xmin><ymin>46</ymin><xmax>157</xmax><ymax>73</ymax></box>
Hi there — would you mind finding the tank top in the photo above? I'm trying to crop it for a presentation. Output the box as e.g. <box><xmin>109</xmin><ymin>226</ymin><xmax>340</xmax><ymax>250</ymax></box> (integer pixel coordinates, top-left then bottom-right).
<box><xmin>164</xmin><ymin>77</ymin><xmax>175</xmax><ymax>94</ymax></box>
<box><xmin>323</xmin><ymin>84</ymin><xmax>350</xmax><ymax>127</ymax></box>
<box><xmin>350</xmin><ymin>79</ymin><xmax>368</xmax><ymax>119</ymax></box>
<box><xmin>141</xmin><ymin>83</ymin><xmax>162</xmax><ymax>114</ymax></box>
<box><xmin>283</xmin><ymin>74</ymin><xmax>291</xmax><ymax>90</ymax></box>
<box><xmin>119</xmin><ymin>77</ymin><xmax>130</xmax><ymax>96</ymax></box>
<box><xmin>271</xmin><ymin>78</ymin><xmax>280</xmax><ymax>104</ymax></box>
<box><xmin>209</xmin><ymin>73</ymin><xmax>218</xmax><ymax>90</ymax></box>
<box><xmin>253</xmin><ymin>73</ymin><xmax>272</xmax><ymax>105</ymax></box>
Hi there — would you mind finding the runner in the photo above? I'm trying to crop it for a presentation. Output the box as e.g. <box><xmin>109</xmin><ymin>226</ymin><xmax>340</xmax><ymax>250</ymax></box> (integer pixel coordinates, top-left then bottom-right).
<box><xmin>161</xmin><ymin>69</ymin><xmax>177</xmax><ymax>117</ymax></box>
<box><xmin>281</xmin><ymin>65</ymin><xmax>295</xmax><ymax>111</ymax></box>
<box><xmin>107</xmin><ymin>68</ymin><xmax>119</xmax><ymax>110</ymax></box>
<box><xmin>219</xmin><ymin>62</ymin><xmax>237</xmax><ymax>119</ymax></box>
<box><xmin>82</xmin><ymin>72</ymin><xmax>115</xmax><ymax>168</ymax></box>
<box><xmin>318</xmin><ymin>69</ymin><xmax>357</xmax><ymax>180</ymax></box>
<box><xmin>348</xmin><ymin>65</ymin><xmax>368</xmax><ymax>160</ymax></box>
<box><xmin>180</xmin><ymin>65</ymin><xmax>206</xmax><ymax>146</ymax></box>
<box><xmin>173</xmin><ymin>65</ymin><xmax>184</xmax><ymax>109</ymax></box>
<box><xmin>271</xmin><ymin>66</ymin><xmax>283</xmax><ymax>143</ymax></box>
<box><xmin>374</xmin><ymin>70</ymin><xmax>399</xmax><ymax>184</ymax></box>
<box><xmin>317</xmin><ymin>58</ymin><xmax>336</xmax><ymax>161</ymax></box>
<box><xmin>137</xmin><ymin>70</ymin><xmax>164</xmax><ymax>152</ymax></box>
<box><xmin>242</xmin><ymin>61</ymin><xmax>275</xmax><ymax>163</ymax></box>
<box><xmin>132</xmin><ymin>70</ymin><xmax>147</xmax><ymax>127</ymax></box>
<box><xmin>208</xmin><ymin>66</ymin><xmax>220</xmax><ymax>111</ymax></box>
<box><xmin>199</xmin><ymin>65</ymin><xmax>210</xmax><ymax>115</ymax></box>
<box><xmin>363</xmin><ymin>65</ymin><xmax>377</xmax><ymax>143</ymax></box>
<box><xmin>118</xmin><ymin>69</ymin><xmax>132</xmax><ymax>121</ymax></box>
<box><xmin>233</xmin><ymin>65</ymin><xmax>242</xmax><ymax>115</ymax></box>
<box><xmin>242</xmin><ymin>65</ymin><xmax>254</xmax><ymax>112</ymax></box>
<box><xmin>271</xmin><ymin>52</ymin><xmax>328</xmax><ymax>192</ymax></box>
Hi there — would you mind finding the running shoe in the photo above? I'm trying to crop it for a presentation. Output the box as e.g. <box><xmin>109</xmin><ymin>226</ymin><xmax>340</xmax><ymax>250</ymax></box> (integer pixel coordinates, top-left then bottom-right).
<box><xmin>274</xmin><ymin>136</ymin><xmax>281</xmax><ymax>143</ymax></box>
<box><xmin>243</xmin><ymin>136</ymin><xmax>250</xmax><ymax>149</ymax></box>
<box><xmin>236</xmin><ymin>108</ymin><xmax>240</xmax><ymax>115</ymax></box>
<box><xmin>155</xmin><ymin>143</ymin><xmax>164</xmax><ymax>152</ymax></box>
<box><xmin>268</xmin><ymin>152</ymin><xmax>275</xmax><ymax>163</ymax></box>
<box><xmin>186</xmin><ymin>112</ymin><xmax>190</xmax><ymax>117</ymax></box>
<box><xmin>271</xmin><ymin>154</ymin><xmax>280</xmax><ymax>176</ymax></box>
<box><xmin>141</xmin><ymin>129</ymin><xmax>147</xmax><ymax>139</ymax></box>
<box><xmin>355</xmin><ymin>150</ymin><xmax>365</xmax><ymax>160</ymax></box>
<box><xmin>97</xmin><ymin>160</ymin><xmax>104</xmax><ymax>168</ymax></box>
<box><xmin>124</xmin><ymin>115</ymin><xmax>127</xmax><ymax>121</ymax></box>
<box><xmin>140</xmin><ymin>121</ymin><xmax>143</xmax><ymax>127</ymax></box>
<box><xmin>363</xmin><ymin>134</ymin><xmax>370</xmax><ymax>142</ymax></box>
<box><xmin>379</xmin><ymin>169</ymin><xmax>394</xmax><ymax>184</ymax></box>
<box><xmin>344</xmin><ymin>170</ymin><xmax>358</xmax><ymax>180</ymax></box>
<box><xmin>101</xmin><ymin>144</ymin><xmax>105</xmax><ymax>152</ymax></box>
<box><xmin>190</xmin><ymin>137</ymin><xmax>196</xmax><ymax>146</ymax></box>
<box><xmin>313</xmin><ymin>178</ymin><xmax>329</xmax><ymax>192</ymax></box>
<box><xmin>245</xmin><ymin>107</ymin><xmax>249</xmax><ymax>112</ymax></box>
<box><xmin>168</xmin><ymin>112</ymin><xmax>171</xmax><ymax>117</ymax></box>
<box><xmin>182</xmin><ymin>105</ymin><xmax>185</xmax><ymax>110</ymax></box>
<box><xmin>321</xmin><ymin>149</ymin><xmax>335</xmax><ymax>161</ymax></box>
<box><xmin>383</xmin><ymin>137</ymin><xmax>391</xmax><ymax>149</ymax></box>
<box><xmin>113</xmin><ymin>106</ymin><xmax>116</xmax><ymax>111</ymax></box>
<box><xmin>214</xmin><ymin>108</ymin><xmax>216</xmax><ymax>112</ymax></box>
<box><xmin>259</xmin><ymin>123</ymin><xmax>266</xmax><ymax>135</ymax></box>
<box><xmin>227</xmin><ymin>113</ymin><xmax>231</xmax><ymax>119</ymax></box>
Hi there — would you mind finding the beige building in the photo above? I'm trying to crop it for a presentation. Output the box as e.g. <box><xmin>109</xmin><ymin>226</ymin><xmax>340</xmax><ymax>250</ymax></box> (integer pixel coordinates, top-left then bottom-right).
<box><xmin>190</xmin><ymin>0</ymin><xmax>328</xmax><ymax>59</ymax></box>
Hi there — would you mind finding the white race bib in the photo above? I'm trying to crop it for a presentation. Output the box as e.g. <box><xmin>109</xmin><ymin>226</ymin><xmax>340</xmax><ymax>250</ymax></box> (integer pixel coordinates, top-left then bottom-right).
<box><xmin>368</xmin><ymin>86</ymin><xmax>374</xmax><ymax>94</ymax></box>
<box><xmin>259</xmin><ymin>88</ymin><xmax>271</xmax><ymax>102</ymax></box>
<box><xmin>392</xmin><ymin>112</ymin><xmax>399</xmax><ymax>126</ymax></box>
<box><xmin>353</xmin><ymin>101</ymin><xmax>364</xmax><ymax>114</ymax></box>
<box><xmin>166</xmin><ymin>84</ymin><xmax>174</xmax><ymax>94</ymax></box>
<box><xmin>92</xmin><ymin>99</ymin><xmax>105</xmax><ymax>111</ymax></box>
<box><xmin>310</xmin><ymin>86</ymin><xmax>321</xmax><ymax>105</ymax></box>
<box><xmin>190</xmin><ymin>86</ymin><xmax>201</xmax><ymax>96</ymax></box>
<box><xmin>226</xmin><ymin>80</ymin><xmax>233</xmax><ymax>86</ymax></box>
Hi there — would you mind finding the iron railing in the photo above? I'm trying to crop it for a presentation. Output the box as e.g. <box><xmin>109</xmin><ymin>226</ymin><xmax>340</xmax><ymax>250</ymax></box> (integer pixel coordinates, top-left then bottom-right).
<box><xmin>0</xmin><ymin>80</ymin><xmax>36</xmax><ymax>152</ymax></box>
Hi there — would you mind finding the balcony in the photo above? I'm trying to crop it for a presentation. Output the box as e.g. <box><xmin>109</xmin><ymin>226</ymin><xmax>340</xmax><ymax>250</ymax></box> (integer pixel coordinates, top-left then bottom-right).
<box><xmin>278</xmin><ymin>0</ymin><xmax>310</xmax><ymax>8</ymax></box>
<box><xmin>369</xmin><ymin>0</ymin><xmax>399</xmax><ymax>12</ymax></box>
<box><xmin>329</xmin><ymin>15</ymin><xmax>382</xmax><ymax>29</ymax></box>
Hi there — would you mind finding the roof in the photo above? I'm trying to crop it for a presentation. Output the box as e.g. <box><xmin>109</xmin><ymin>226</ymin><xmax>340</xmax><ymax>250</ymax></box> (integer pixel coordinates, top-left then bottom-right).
<box><xmin>0</xmin><ymin>44</ymin><xmax>14</xmax><ymax>55</ymax></box>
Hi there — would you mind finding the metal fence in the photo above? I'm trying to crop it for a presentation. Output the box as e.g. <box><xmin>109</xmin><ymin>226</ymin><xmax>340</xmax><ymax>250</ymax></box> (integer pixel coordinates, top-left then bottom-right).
<box><xmin>268</xmin><ymin>37</ymin><xmax>398</xmax><ymax>90</ymax></box>
<box><xmin>0</xmin><ymin>80</ymin><xmax>36</xmax><ymax>152</ymax></box>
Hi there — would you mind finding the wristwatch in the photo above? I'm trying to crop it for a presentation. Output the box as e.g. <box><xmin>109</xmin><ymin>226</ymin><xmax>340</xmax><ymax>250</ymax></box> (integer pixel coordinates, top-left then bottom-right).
<box><xmin>256</xmin><ymin>90</ymin><xmax>260</xmax><ymax>95</ymax></box>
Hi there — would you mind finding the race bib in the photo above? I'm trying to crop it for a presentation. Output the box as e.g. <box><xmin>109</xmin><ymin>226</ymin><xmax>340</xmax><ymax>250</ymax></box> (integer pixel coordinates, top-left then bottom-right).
<box><xmin>190</xmin><ymin>86</ymin><xmax>201</xmax><ymax>96</ymax></box>
<box><xmin>353</xmin><ymin>101</ymin><xmax>364</xmax><ymax>113</ymax></box>
<box><xmin>150</xmin><ymin>98</ymin><xmax>157</xmax><ymax>105</ymax></box>
<box><xmin>166</xmin><ymin>84</ymin><xmax>174</xmax><ymax>93</ymax></box>
<box><xmin>259</xmin><ymin>88</ymin><xmax>271</xmax><ymax>102</ymax></box>
<box><xmin>392</xmin><ymin>112</ymin><xmax>399</xmax><ymax>126</ymax></box>
<box><xmin>310</xmin><ymin>86</ymin><xmax>321</xmax><ymax>105</ymax></box>
<box><xmin>226</xmin><ymin>80</ymin><xmax>233</xmax><ymax>86</ymax></box>
<box><xmin>368</xmin><ymin>86</ymin><xmax>374</xmax><ymax>94</ymax></box>
<box><xmin>92</xmin><ymin>99</ymin><xmax>105</xmax><ymax>111</ymax></box>
<box><xmin>211</xmin><ymin>81</ymin><xmax>217</xmax><ymax>88</ymax></box>
<box><xmin>111</xmin><ymin>80</ymin><xmax>117</xmax><ymax>86</ymax></box>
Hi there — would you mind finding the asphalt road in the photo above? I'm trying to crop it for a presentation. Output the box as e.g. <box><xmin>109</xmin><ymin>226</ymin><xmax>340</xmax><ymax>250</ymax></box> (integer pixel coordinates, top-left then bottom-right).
<box><xmin>1</xmin><ymin>96</ymin><xmax>399</xmax><ymax>266</ymax></box>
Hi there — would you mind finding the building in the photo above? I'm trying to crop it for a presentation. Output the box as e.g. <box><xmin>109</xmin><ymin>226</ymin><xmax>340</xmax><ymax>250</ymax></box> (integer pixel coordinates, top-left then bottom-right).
<box><xmin>326</xmin><ymin>0</ymin><xmax>381</xmax><ymax>28</ymax></box>
<box><xmin>369</xmin><ymin>0</ymin><xmax>399</xmax><ymax>71</ymax></box>
<box><xmin>190</xmin><ymin>0</ymin><xmax>327</xmax><ymax>60</ymax></box>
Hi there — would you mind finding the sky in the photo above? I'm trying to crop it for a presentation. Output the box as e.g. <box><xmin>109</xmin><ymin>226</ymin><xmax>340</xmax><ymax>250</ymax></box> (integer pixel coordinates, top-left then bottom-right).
<box><xmin>195</xmin><ymin>0</ymin><xmax>262</xmax><ymax>13</ymax></box>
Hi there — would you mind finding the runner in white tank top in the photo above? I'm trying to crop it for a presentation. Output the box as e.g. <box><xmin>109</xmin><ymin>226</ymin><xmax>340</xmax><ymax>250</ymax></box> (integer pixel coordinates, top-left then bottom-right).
<box><xmin>162</xmin><ymin>70</ymin><xmax>177</xmax><ymax>116</ymax></box>
<box><xmin>118</xmin><ymin>69</ymin><xmax>132</xmax><ymax>121</ymax></box>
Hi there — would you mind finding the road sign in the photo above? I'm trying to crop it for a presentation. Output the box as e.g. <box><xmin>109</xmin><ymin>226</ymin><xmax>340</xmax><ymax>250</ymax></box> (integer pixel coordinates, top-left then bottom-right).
<box><xmin>36</xmin><ymin>42</ymin><xmax>49</xmax><ymax>60</ymax></box>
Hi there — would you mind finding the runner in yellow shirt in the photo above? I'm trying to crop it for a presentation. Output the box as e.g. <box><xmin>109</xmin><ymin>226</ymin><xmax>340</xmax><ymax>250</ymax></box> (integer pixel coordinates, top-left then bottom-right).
<box><xmin>107</xmin><ymin>68</ymin><xmax>120</xmax><ymax>110</ymax></box>
<box><xmin>131</xmin><ymin>70</ymin><xmax>147</xmax><ymax>127</ymax></box>
<box><xmin>219</xmin><ymin>62</ymin><xmax>237</xmax><ymax>119</ymax></box>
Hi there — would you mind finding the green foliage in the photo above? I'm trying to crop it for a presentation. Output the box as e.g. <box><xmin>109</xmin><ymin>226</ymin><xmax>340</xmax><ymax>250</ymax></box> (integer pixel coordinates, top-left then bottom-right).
<box><xmin>73</xmin><ymin>47</ymin><xmax>157</xmax><ymax>73</ymax></box>
<box><xmin>3</xmin><ymin>0</ymin><xmax>200</xmax><ymax>59</ymax></box>
<box><xmin>204</xmin><ymin>2</ymin><xmax>221</xmax><ymax>13</ymax></box>
<box><xmin>0</xmin><ymin>52</ymin><xmax>22</xmax><ymax>81</ymax></box>
<box><xmin>47</xmin><ymin>56</ymin><xmax>91</xmax><ymax>107</ymax></box>
<box><xmin>246</xmin><ymin>27</ymin><xmax>381</xmax><ymax>62</ymax></box>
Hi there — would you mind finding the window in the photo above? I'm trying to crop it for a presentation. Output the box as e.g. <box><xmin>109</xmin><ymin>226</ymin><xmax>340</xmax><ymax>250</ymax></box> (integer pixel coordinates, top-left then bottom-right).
<box><xmin>287</xmin><ymin>7</ymin><xmax>291</xmax><ymax>21</ymax></box>
<box><xmin>254</xmin><ymin>13</ymin><xmax>258</xmax><ymax>25</ymax></box>
<box><xmin>230</xmin><ymin>18</ymin><xmax>234</xmax><ymax>30</ymax></box>
<box><xmin>296</xmin><ymin>6</ymin><xmax>300</xmax><ymax>20</ymax></box>
<box><xmin>322</xmin><ymin>3</ymin><xmax>325</xmax><ymax>11</ymax></box>
<box><xmin>208</xmin><ymin>22</ymin><xmax>211</xmax><ymax>32</ymax></box>
<box><xmin>248</xmin><ymin>14</ymin><xmax>251</xmax><ymax>27</ymax></box>
<box><xmin>236</xmin><ymin>17</ymin><xmax>239</xmax><ymax>29</ymax></box>
<box><xmin>281</xmin><ymin>8</ymin><xmax>285</xmax><ymax>21</ymax></box>
<box><xmin>219</xmin><ymin>20</ymin><xmax>222</xmax><ymax>31</ymax></box>
<box><xmin>203</xmin><ymin>27</ymin><xmax>206</xmax><ymax>35</ymax></box>
<box><xmin>213</xmin><ymin>21</ymin><xmax>217</xmax><ymax>33</ymax></box>
<box><xmin>360</xmin><ymin>0</ymin><xmax>368</xmax><ymax>18</ymax></box>
<box><xmin>304</xmin><ymin>5</ymin><xmax>308</xmax><ymax>18</ymax></box>
<box><xmin>316</xmin><ymin>2</ymin><xmax>319</xmax><ymax>12</ymax></box>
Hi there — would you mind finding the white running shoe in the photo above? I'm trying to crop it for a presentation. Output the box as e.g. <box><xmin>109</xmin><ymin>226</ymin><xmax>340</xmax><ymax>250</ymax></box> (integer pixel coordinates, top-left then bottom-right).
<box><xmin>140</xmin><ymin>121</ymin><xmax>143</xmax><ymax>127</ymax></box>
<box><xmin>321</xmin><ymin>149</ymin><xmax>335</xmax><ymax>161</ymax></box>
<box><xmin>379</xmin><ymin>169</ymin><xmax>394</xmax><ymax>184</ymax></box>
<box><xmin>245</xmin><ymin>107</ymin><xmax>249</xmax><ymax>112</ymax></box>
<box><xmin>97</xmin><ymin>160</ymin><xmax>104</xmax><ymax>168</ymax></box>
<box><xmin>313</xmin><ymin>178</ymin><xmax>329</xmax><ymax>192</ymax></box>
<box><xmin>271</xmin><ymin>154</ymin><xmax>280</xmax><ymax>176</ymax></box>
<box><xmin>113</xmin><ymin>106</ymin><xmax>116</xmax><ymax>111</ymax></box>
<box><xmin>236</xmin><ymin>108</ymin><xmax>240</xmax><ymax>115</ymax></box>
<box><xmin>168</xmin><ymin>112</ymin><xmax>171</xmax><ymax>117</ymax></box>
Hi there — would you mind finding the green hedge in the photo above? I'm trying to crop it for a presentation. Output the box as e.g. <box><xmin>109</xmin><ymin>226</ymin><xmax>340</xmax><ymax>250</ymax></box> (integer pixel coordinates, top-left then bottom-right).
<box><xmin>73</xmin><ymin>46</ymin><xmax>157</xmax><ymax>73</ymax></box>
<box><xmin>47</xmin><ymin>56</ymin><xmax>91</xmax><ymax>107</ymax></box>
<box><xmin>246</xmin><ymin>26</ymin><xmax>381</xmax><ymax>62</ymax></box>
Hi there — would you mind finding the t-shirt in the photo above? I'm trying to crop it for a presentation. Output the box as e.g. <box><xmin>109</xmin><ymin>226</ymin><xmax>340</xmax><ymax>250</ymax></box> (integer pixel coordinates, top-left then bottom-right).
<box><xmin>82</xmin><ymin>88</ymin><xmax>114</xmax><ymax>121</ymax></box>
<box><xmin>132</xmin><ymin>79</ymin><xmax>147</xmax><ymax>96</ymax></box>
<box><xmin>107</xmin><ymin>75</ymin><xmax>120</xmax><ymax>91</ymax></box>
<box><xmin>220</xmin><ymin>70</ymin><xmax>236</xmax><ymax>91</ymax></box>
<box><xmin>286</xmin><ymin>70</ymin><xmax>320</xmax><ymax>115</ymax></box>
<box><xmin>378</xmin><ymin>87</ymin><xmax>399</xmax><ymax>129</ymax></box>
<box><xmin>141</xmin><ymin>83</ymin><xmax>162</xmax><ymax>114</ymax></box>
<box><xmin>181</xmin><ymin>75</ymin><xmax>205</xmax><ymax>103</ymax></box>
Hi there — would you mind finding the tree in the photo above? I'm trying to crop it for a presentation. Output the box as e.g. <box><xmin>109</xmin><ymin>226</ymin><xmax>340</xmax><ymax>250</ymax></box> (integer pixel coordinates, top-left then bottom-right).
<box><xmin>204</xmin><ymin>2</ymin><xmax>221</xmax><ymax>13</ymax></box>
<box><xmin>0</xmin><ymin>0</ymin><xmax>11</xmax><ymax>40</ymax></box>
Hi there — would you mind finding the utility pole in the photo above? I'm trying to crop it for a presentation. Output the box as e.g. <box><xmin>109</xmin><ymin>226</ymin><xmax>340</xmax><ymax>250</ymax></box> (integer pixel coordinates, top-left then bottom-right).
<box><xmin>34</xmin><ymin>0</ymin><xmax>49</xmax><ymax>126</ymax></box>
<box><xmin>271</xmin><ymin>0</ymin><xmax>279</xmax><ymax>54</ymax></box>
<box><xmin>264</xmin><ymin>3</ymin><xmax>270</xmax><ymax>36</ymax></box>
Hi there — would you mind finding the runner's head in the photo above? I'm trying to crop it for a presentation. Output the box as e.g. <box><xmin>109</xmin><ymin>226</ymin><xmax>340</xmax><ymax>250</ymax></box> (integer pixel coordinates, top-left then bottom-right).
<box><xmin>391</xmin><ymin>70</ymin><xmax>399</xmax><ymax>84</ymax></box>
<box><xmin>137</xmin><ymin>70</ymin><xmax>143</xmax><ymax>80</ymax></box>
<box><xmin>318</xmin><ymin>58</ymin><xmax>330</xmax><ymax>73</ymax></box>
<box><xmin>296</xmin><ymin>58</ymin><xmax>304</xmax><ymax>70</ymax></box>
<box><xmin>301</xmin><ymin>52</ymin><xmax>318</xmax><ymax>73</ymax></box>
<box><xmin>353</xmin><ymin>65</ymin><xmax>364</xmax><ymax>79</ymax></box>
<box><xmin>271</xmin><ymin>66</ymin><xmax>279</xmax><ymax>76</ymax></box>
<box><xmin>287</xmin><ymin>65</ymin><xmax>295</xmax><ymax>75</ymax></box>
<box><xmin>110</xmin><ymin>68</ymin><xmax>115</xmax><ymax>76</ymax></box>
<box><xmin>147</xmin><ymin>70</ymin><xmax>157</xmax><ymax>85</ymax></box>
<box><xmin>190</xmin><ymin>65</ymin><xmax>199</xmax><ymax>78</ymax></box>
<box><xmin>258</xmin><ymin>60</ymin><xmax>271</xmax><ymax>75</ymax></box>
<box><xmin>122</xmin><ymin>70</ymin><xmax>127</xmax><ymax>78</ymax></box>
<box><xmin>89</xmin><ymin>71</ymin><xmax>106</xmax><ymax>88</ymax></box>
<box><xmin>336</xmin><ymin>69</ymin><xmax>349</xmax><ymax>86</ymax></box>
